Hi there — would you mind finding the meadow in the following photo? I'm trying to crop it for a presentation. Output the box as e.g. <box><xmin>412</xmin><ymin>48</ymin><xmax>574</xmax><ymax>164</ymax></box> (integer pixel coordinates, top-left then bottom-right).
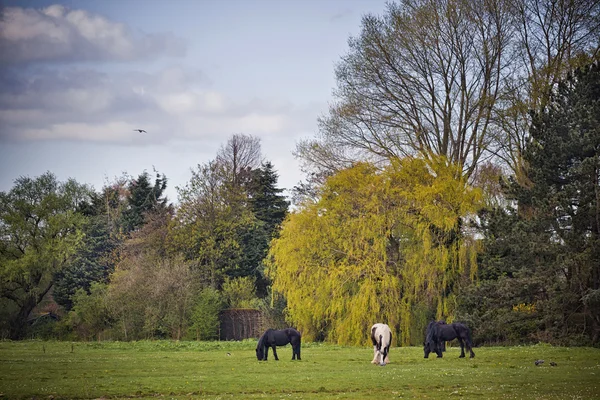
<box><xmin>0</xmin><ymin>340</ymin><xmax>599</xmax><ymax>399</ymax></box>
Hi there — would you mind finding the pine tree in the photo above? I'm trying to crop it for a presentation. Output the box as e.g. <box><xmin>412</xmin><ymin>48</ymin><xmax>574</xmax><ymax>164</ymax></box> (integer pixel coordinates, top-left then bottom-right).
<box><xmin>121</xmin><ymin>171</ymin><xmax>168</xmax><ymax>234</ymax></box>
<box><xmin>248</xmin><ymin>162</ymin><xmax>289</xmax><ymax>238</ymax></box>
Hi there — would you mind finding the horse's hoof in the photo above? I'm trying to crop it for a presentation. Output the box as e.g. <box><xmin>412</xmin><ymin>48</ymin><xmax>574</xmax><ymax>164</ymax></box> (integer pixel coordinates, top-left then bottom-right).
<box><xmin>379</xmin><ymin>363</ymin><xmax>386</xmax><ymax>367</ymax></box>
<box><xmin>459</xmin><ymin>355</ymin><xmax>465</xmax><ymax>358</ymax></box>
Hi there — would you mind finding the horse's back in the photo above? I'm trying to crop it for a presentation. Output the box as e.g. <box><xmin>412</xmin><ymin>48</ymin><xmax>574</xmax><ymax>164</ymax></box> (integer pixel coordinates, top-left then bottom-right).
<box><xmin>371</xmin><ymin>323</ymin><xmax>392</xmax><ymax>345</ymax></box>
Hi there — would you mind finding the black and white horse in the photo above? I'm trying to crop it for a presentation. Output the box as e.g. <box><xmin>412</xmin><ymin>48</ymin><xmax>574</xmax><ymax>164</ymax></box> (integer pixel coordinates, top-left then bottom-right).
<box><xmin>256</xmin><ymin>328</ymin><xmax>301</xmax><ymax>361</ymax></box>
<box><xmin>371</xmin><ymin>323</ymin><xmax>392</xmax><ymax>366</ymax></box>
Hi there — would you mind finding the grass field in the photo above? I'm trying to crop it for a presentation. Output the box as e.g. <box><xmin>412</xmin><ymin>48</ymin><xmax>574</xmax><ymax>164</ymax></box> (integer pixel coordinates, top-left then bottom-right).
<box><xmin>0</xmin><ymin>340</ymin><xmax>599</xmax><ymax>399</ymax></box>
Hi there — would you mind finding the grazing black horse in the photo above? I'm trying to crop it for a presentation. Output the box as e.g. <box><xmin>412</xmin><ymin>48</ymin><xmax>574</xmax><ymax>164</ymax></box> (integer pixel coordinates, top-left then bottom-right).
<box><xmin>424</xmin><ymin>321</ymin><xmax>475</xmax><ymax>359</ymax></box>
<box><xmin>256</xmin><ymin>328</ymin><xmax>301</xmax><ymax>361</ymax></box>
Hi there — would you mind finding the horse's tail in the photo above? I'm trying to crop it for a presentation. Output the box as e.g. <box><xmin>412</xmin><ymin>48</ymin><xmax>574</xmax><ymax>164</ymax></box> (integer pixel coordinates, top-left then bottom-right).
<box><xmin>467</xmin><ymin>326</ymin><xmax>474</xmax><ymax>346</ymax></box>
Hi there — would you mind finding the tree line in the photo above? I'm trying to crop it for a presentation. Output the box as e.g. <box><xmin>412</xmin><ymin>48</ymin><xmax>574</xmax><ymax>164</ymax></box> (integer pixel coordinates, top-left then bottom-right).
<box><xmin>0</xmin><ymin>134</ymin><xmax>289</xmax><ymax>340</ymax></box>
<box><xmin>1</xmin><ymin>0</ymin><xmax>599</xmax><ymax>345</ymax></box>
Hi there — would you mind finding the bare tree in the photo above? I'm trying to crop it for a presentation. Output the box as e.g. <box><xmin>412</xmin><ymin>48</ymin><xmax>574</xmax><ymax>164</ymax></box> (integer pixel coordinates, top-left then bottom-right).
<box><xmin>216</xmin><ymin>133</ymin><xmax>262</xmax><ymax>187</ymax></box>
<box><xmin>496</xmin><ymin>0</ymin><xmax>600</xmax><ymax>179</ymax></box>
<box><xmin>297</xmin><ymin>0</ymin><xmax>600</xmax><ymax>184</ymax></box>
<box><xmin>298</xmin><ymin>0</ymin><xmax>514</xmax><ymax>180</ymax></box>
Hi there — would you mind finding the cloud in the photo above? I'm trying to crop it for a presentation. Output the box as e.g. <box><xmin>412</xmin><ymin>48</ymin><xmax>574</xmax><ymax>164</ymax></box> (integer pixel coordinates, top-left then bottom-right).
<box><xmin>0</xmin><ymin>4</ymin><xmax>186</xmax><ymax>64</ymax></box>
<box><xmin>330</xmin><ymin>9</ymin><xmax>353</xmax><ymax>22</ymax></box>
<box><xmin>20</xmin><ymin>121</ymin><xmax>154</xmax><ymax>142</ymax></box>
<box><xmin>0</xmin><ymin>65</ymin><xmax>322</xmax><ymax>146</ymax></box>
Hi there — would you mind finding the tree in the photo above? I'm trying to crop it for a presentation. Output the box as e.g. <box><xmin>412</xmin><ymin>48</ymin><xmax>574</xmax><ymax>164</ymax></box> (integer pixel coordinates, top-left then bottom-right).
<box><xmin>53</xmin><ymin>216</ymin><xmax>118</xmax><ymax>310</ymax></box>
<box><xmin>107</xmin><ymin>207</ymin><xmax>198</xmax><ymax>340</ymax></box>
<box><xmin>173</xmin><ymin>160</ymin><xmax>257</xmax><ymax>288</ymax></box>
<box><xmin>519</xmin><ymin>61</ymin><xmax>600</xmax><ymax>342</ymax></box>
<box><xmin>67</xmin><ymin>282</ymin><xmax>111</xmax><ymax>341</ymax></box>
<box><xmin>248</xmin><ymin>162</ymin><xmax>289</xmax><ymax>237</ymax></box>
<box><xmin>497</xmin><ymin>0</ymin><xmax>600</xmax><ymax>178</ymax></box>
<box><xmin>243</xmin><ymin>162</ymin><xmax>290</xmax><ymax>295</ymax></box>
<box><xmin>296</xmin><ymin>0</ymin><xmax>600</xmax><ymax>187</ymax></box>
<box><xmin>187</xmin><ymin>288</ymin><xmax>225</xmax><ymax>340</ymax></box>
<box><xmin>121</xmin><ymin>170</ymin><xmax>168</xmax><ymax>233</ymax></box>
<box><xmin>297</xmin><ymin>0</ymin><xmax>513</xmax><ymax>181</ymax></box>
<box><xmin>172</xmin><ymin>134</ymin><xmax>272</xmax><ymax>290</ymax></box>
<box><xmin>268</xmin><ymin>157</ymin><xmax>480</xmax><ymax>345</ymax></box>
<box><xmin>216</xmin><ymin>133</ymin><xmax>262</xmax><ymax>187</ymax></box>
<box><xmin>461</xmin><ymin>62</ymin><xmax>600</xmax><ymax>345</ymax></box>
<box><xmin>0</xmin><ymin>173</ymin><xmax>90</xmax><ymax>339</ymax></box>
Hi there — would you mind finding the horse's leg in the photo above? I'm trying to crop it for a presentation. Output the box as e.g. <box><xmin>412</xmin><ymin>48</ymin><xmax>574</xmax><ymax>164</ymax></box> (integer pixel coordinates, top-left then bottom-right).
<box><xmin>435</xmin><ymin>341</ymin><xmax>443</xmax><ymax>358</ymax></box>
<box><xmin>457</xmin><ymin>337</ymin><xmax>466</xmax><ymax>358</ymax></box>
<box><xmin>372</xmin><ymin>346</ymin><xmax>380</xmax><ymax>364</ymax></box>
<box><xmin>294</xmin><ymin>341</ymin><xmax>301</xmax><ymax>360</ymax></box>
<box><xmin>272</xmin><ymin>345</ymin><xmax>279</xmax><ymax>361</ymax></box>
<box><xmin>383</xmin><ymin>345</ymin><xmax>390</xmax><ymax>364</ymax></box>
<box><xmin>465</xmin><ymin>336</ymin><xmax>475</xmax><ymax>358</ymax></box>
<box><xmin>264</xmin><ymin>345</ymin><xmax>269</xmax><ymax>361</ymax></box>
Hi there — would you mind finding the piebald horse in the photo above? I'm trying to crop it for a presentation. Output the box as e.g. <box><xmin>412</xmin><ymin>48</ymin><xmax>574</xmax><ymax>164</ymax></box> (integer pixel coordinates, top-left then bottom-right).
<box><xmin>371</xmin><ymin>323</ymin><xmax>392</xmax><ymax>366</ymax></box>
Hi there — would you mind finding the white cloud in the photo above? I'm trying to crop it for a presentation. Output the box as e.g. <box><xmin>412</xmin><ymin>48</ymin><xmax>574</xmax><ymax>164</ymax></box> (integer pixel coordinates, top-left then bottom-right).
<box><xmin>20</xmin><ymin>121</ymin><xmax>152</xmax><ymax>142</ymax></box>
<box><xmin>0</xmin><ymin>4</ymin><xmax>186</xmax><ymax>64</ymax></box>
<box><xmin>0</xmin><ymin>65</ymin><xmax>322</xmax><ymax>146</ymax></box>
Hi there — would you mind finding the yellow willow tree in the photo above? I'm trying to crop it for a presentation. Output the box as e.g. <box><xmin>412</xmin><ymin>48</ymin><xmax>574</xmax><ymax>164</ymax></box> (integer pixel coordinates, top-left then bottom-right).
<box><xmin>267</xmin><ymin>157</ymin><xmax>481</xmax><ymax>345</ymax></box>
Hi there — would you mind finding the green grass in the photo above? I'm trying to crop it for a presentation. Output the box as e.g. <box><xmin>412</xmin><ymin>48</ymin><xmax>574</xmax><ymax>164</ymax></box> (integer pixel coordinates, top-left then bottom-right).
<box><xmin>0</xmin><ymin>340</ymin><xmax>599</xmax><ymax>399</ymax></box>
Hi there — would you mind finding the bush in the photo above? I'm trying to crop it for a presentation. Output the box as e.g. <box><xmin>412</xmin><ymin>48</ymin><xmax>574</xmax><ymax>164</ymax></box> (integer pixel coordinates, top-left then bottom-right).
<box><xmin>187</xmin><ymin>288</ymin><xmax>225</xmax><ymax>340</ymax></box>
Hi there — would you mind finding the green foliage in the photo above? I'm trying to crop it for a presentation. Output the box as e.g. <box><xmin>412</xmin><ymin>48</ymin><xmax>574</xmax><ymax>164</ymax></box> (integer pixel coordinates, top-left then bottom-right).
<box><xmin>0</xmin><ymin>172</ymin><xmax>90</xmax><ymax>339</ymax></box>
<box><xmin>53</xmin><ymin>216</ymin><xmax>118</xmax><ymax>310</ymax></box>
<box><xmin>243</xmin><ymin>162</ymin><xmax>290</xmax><ymax>295</ymax></box>
<box><xmin>460</xmin><ymin>62</ymin><xmax>600</xmax><ymax>345</ymax></box>
<box><xmin>268</xmin><ymin>157</ymin><xmax>481</xmax><ymax>345</ymax></box>
<box><xmin>106</xmin><ymin>208</ymin><xmax>199</xmax><ymax>340</ymax></box>
<box><xmin>173</xmin><ymin>140</ymin><xmax>288</xmax><ymax>292</ymax></box>
<box><xmin>187</xmin><ymin>288</ymin><xmax>225</xmax><ymax>340</ymax></box>
<box><xmin>173</xmin><ymin>160</ymin><xmax>257</xmax><ymax>288</ymax></box>
<box><xmin>108</xmin><ymin>255</ymin><xmax>197</xmax><ymax>341</ymax></box>
<box><xmin>68</xmin><ymin>282</ymin><xmax>110</xmax><ymax>341</ymax></box>
<box><xmin>221</xmin><ymin>276</ymin><xmax>261</xmax><ymax>308</ymax></box>
<box><xmin>121</xmin><ymin>170</ymin><xmax>169</xmax><ymax>234</ymax></box>
<box><xmin>248</xmin><ymin>161</ymin><xmax>289</xmax><ymax>236</ymax></box>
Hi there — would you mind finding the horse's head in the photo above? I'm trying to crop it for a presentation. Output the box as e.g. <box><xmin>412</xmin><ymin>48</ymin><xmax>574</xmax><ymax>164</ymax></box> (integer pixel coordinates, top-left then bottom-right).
<box><xmin>423</xmin><ymin>341</ymin><xmax>432</xmax><ymax>358</ymax></box>
<box><xmin>423</xmin><ymin>322</ymin><xmax>439</xmax><ymax>358</ymax></box>
<box><xmin>256</xmin><ymin>345</ymin><xmax>264</xmax><ymax>360</ymax></box>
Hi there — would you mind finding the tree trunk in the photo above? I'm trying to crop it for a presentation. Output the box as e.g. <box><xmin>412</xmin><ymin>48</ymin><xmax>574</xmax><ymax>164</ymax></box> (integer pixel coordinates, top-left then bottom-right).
<box><xmin>9</xmin><ymin>295</ymin><xmax>38</xmax><ymax>340</ymax></box>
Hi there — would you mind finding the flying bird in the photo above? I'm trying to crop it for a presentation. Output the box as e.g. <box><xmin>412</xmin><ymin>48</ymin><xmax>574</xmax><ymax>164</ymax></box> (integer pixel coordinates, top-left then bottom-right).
<box><xmin>133</xmin><ymin>129</ymin><xmax>147</xmax><ymax>134</ymax></box>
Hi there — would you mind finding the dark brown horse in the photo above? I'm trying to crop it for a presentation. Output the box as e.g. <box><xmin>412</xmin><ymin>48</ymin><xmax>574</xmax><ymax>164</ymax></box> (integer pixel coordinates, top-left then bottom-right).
<box><xmin>256</xmin><ymin>328</ymin><xmax>301</xmax><ymax>361</ymax></box>
<box><xmin>424</xmin><ymin>321</ymin><xmax>475</xmax><ymax>358</ymax></box>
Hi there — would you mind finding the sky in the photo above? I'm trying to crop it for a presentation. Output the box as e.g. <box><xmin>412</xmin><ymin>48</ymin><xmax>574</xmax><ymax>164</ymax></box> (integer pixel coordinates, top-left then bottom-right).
<box><xmin>0</xmin><ymin>0</ymin><xmax>389</xmax><ymax>203</ymax></box>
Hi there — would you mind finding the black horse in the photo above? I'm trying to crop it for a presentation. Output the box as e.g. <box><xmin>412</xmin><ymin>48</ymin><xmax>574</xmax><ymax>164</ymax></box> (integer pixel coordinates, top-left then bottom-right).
<box><xmin>424</xmin><ymin>321</ymin><xmax>475</xmax><ymax>359</ymax></box>
<box><xmin>256</xmin><ymin>328</ymin><xmax>301</xmax><ymax>361</ymax></box>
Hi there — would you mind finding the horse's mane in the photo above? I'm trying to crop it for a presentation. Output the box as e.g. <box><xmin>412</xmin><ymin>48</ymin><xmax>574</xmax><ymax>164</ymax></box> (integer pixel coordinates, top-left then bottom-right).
<box><xmin>425</xmin><ymin>321</ymin><xmax>438</xmax><ymax>343</ymax></box>
<box><xmin>257</xmin><ymin>329</ymin><xmax>271</xmax><ymax>349</ymax></box>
